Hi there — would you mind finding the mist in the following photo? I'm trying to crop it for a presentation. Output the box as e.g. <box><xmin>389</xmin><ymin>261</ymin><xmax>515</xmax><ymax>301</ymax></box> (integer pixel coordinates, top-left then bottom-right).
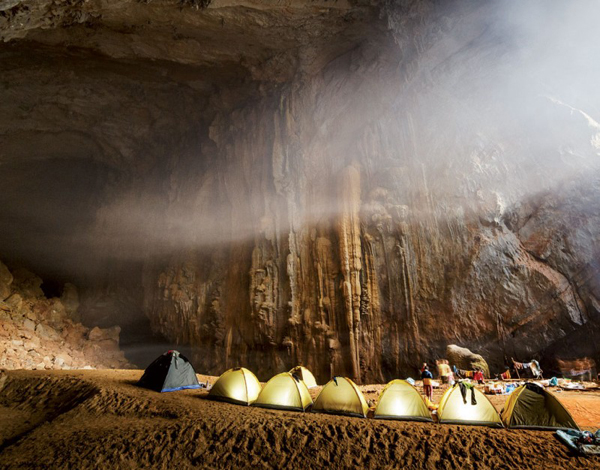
<box><xmin>1</xmin><ymin>0</ymin><xmax>600</xmax><ymax>376</ymax></box>
<box><xmin>76</xmin><ymin>1</ymin><xmax>600</xmax><ymax>260</ymax></box>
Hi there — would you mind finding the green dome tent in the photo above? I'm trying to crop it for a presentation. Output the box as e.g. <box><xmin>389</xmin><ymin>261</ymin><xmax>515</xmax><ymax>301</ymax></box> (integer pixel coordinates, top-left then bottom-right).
<box><xmin>137</xmin><ymin>350</ymin><xmax>201</xmax><ymax>393</ymax></box>
<box><xmin>313</xmin><ymin>377</ymin><xmax>368</xmax><ymax>418</ymax></box>
<box><xmin>374</xmin><ymin>379</ymin><xmax>433</xmax><ymax>422</ymax></box>
<box><xmin>253</xmin><ymin>372</ymin><xmax>313</xmax><ymax>411</ymax></box>
<box><xmin>501</xmin><ymin>383</ymin><xmax>579</xmax><ymax>430</ymax></box>
<box><xmin>208</xmin><ymin>367</ymin><xmax>261</xmax><ymax>405</ymax></box>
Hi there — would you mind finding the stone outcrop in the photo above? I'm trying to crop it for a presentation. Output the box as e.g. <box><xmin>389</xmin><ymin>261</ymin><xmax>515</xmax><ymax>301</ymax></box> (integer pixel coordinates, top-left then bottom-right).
<box><xmin>446</xmin><ymin>345</ymin><xmax>490</xmax><ymax>378</ymax></box>
<box><xmin>0</xmin><ymin>261</ymin><xmax>132</xmax><ymax>370</ymax></box>
<box><xmin>0</xmin><ymin>261</ymin><xmax>12</xmax><ymax>301</ymax></box>
<box><xmin>0</xmin><ymin>1</ymin><xmax>599</xmax><ymax>382</ymax></box>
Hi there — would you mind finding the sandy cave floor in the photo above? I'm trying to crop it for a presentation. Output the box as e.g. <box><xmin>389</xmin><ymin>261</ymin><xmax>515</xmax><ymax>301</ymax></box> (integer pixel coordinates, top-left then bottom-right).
<box><xmin>0</xmin><ymin>370</ymin><xmax>599</xmax><ymax>469</ymax></box>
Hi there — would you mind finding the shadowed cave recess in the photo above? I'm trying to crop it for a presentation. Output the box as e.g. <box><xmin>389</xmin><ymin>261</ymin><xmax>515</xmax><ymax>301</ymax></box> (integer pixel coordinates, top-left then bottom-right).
<box><xmin>1</xmin><ymin>0</ymin><xmax>599</xmax><ymax>382</ymax></box>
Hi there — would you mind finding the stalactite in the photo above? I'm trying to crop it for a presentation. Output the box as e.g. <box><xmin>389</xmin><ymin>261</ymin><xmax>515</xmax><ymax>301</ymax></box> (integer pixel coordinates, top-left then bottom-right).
<box><xmin>337</xmin><ymin>163</ymin><xmax>363</xmax><ymax>381</ymax></box>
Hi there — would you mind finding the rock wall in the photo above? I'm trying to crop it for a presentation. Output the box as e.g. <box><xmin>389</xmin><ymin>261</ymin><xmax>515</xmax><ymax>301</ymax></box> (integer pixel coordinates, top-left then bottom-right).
<box><xmin>140</xmin><ymin>3</ymin><xmax>600</xmax><ymax>382</ymax></box>
<box><xmin>0</xmin><ymin>1</ymin><xmax>599</xmax><ymax>382</ymax></box>
<box><xmin>0</xmin><ymin>260</ymin><xmax>132</xmax><ymax>370</ymax></box>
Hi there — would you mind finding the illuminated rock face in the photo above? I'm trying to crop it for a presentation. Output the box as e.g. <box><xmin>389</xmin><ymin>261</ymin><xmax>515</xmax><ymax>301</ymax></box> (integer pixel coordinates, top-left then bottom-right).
<box><xmin>1</xmin><ymin>1</ymin><xmax>599</xmax><ymax>380</ymax></box>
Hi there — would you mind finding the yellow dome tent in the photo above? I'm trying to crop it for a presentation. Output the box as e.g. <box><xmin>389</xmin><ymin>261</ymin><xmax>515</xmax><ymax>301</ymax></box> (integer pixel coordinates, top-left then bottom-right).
<box><xmin>253</xmin><ymin>372</ymin><xmax>313</xmax><ymax>411</ymax></box>
<box><xmin>374</xmin><ymin>379</ymin><xmax>433</xmax><ymax>422</ymax></box>
<box><xmin>289</xmin><ymin>366</ymin><xmax>318</xmax><ymax>389</ymax></box>
<box><xmin>500</xmin><ymin>383</ymin><xmax>579</xmax><ymax>430</ymax></box>
<box><xmin>208</xmin><ymin>367</ymin><xmax>261</xmax><ymax>405</ymax></box>
<box><xmin>313</xmin><ymin>377</ymin><xmax>368</xmax><ymax>418</ymax></box>
<box><xmin>438</xmin><ymin>383</ymin><xmax>503</xmax><ymax>427</ymax></box>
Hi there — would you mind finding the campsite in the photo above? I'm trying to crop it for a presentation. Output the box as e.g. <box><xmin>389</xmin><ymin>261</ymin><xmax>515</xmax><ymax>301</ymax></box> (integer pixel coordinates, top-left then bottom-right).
<box><xmin>2</xmin><ymin>1</ymin><xmax>600</xmax><ymax>468</ymax></box>
<box><xmin>1</xmin><ymin>368</ymin><xmax>599</xmax><ymax>469</ymax></box>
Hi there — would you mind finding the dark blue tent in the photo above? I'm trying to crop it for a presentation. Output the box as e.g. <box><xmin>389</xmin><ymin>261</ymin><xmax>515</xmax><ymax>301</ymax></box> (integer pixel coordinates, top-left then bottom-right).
<box><xmin>137</xmin><ymin>350</ymin><xmax>202</xmax><ymax>392</ymax></box>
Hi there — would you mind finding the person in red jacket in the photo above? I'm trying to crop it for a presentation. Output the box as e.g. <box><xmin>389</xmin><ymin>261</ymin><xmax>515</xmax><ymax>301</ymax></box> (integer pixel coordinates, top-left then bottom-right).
<box><xmin>473</xmin><ymin>369</ymin><xmax>485</xmax><ymax>384</ymax></box>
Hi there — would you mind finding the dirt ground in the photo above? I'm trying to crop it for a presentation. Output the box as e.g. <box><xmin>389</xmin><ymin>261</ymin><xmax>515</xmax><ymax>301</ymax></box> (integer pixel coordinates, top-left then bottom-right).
<box><xmin>0</xmin><ymin>370</ymin><xmax>599</xmax><ymax>469</ymax></box>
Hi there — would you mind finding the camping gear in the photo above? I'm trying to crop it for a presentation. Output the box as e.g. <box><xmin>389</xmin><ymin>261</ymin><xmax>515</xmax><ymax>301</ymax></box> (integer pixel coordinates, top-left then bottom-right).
<box><xmin>253</xmin><ymin>372</ymin><xmax>312</xmax><ymax>411</ymax></box>
<box><xmin>512</xmin><ymin>358</ymin><xmax>543</xmax><ymax>379</ymax></box>
<box><xmin>208</xmin><ymin>367</ymin><xmax>261</xmax><ymax>405</ymax></box>
<box><xmin>484</xmin><ymin>383</ymin><xmax>504</xmax><ymax>395</ymax></box>
<box><xmin>374</xmin><ymin>379</ymin><xmax>433</xmax><ymax>422</ymax></box>
<box><xmin>556</xmin><ymin>429</ymin><xmax>600</xmax><ymax>455</ymax></box>
<box><xmin>406</xmin><ymin>377</ymin><xmax>415</xmax><ymax>386</ymax></box>
<box><xmin>313</xmin><ymin>377</ymin><xmax>369</xmax><ymax>418</ymax></box>
<box><xmin>289</xmin><ymin>366</ymin><xmax>318</xmax><ymax>389</ymax></box>
<box><xmin>549</xmin><ymin>377</ymin><xmax>558</xmax><ymax>387</ymax></box>
<box><xmin>425</xmin><ymin>397</ymin><xmax>439</xmax><ymax>411</ymax></box>
<box><xmin>561</xmin><ymin>382</ymin><xmax>585</xmax><ymax>390</ymax></box>
<box><xmin>437</xmin><ymin>383</ymin><xmax>503</xmax><ymax>427</ymax></box>
<box><xmin>137</xmin><ymin>350</ymin><xmax>202</xmax><ymax>393</ymax></box>
<box><xmin>501</xmin><ymin>383</ymin><xmax>579</xmax><ymax>430</ymax></box>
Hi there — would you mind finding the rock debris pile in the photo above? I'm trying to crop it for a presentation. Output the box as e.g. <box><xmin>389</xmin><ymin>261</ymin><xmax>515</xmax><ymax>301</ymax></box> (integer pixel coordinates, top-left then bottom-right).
<box><xmin>0</xmin><ymin>260</ymin><xmax>131</xmax><ymax>370</ymax></box>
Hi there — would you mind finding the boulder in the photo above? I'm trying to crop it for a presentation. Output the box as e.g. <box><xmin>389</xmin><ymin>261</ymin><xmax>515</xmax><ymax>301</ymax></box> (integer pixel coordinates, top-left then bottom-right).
<box><xmin>23</xmin><ymin>318</ymin><xmax>36</xmax><ymax>331</ymax></box>
<box><xmin>446</xmin><ymin>344</ymin><xmax>490</xmax><ymax>378</ymax></box>
<box><xmin>48</xmin><ymin>299</ymin><xmax>68</xmax><ymax>326</ymax></box>
<box><xmin>11</xmin><ymin>268</ymin><xmax>44</xmax><ymax>299</ymax></box>
<box><xmin>0</xmin><ymin>305</ymin><xmax>10</xmax><ymax>321</ymax></box>
<box><xmin>25</xmin><ymin>308</ymin><xmax>38</xmax><ymax>322</ymax></box>
<box><xmin>35</xmin><ymin>323</ymin><xmax>61</xmax><ymax>341</ymax></box>
<box><xmin>0</xmin><ymin>260</ymin><xmax>12</xmax><ymax>301</ymax></box>
<box><xmin>88</xmin><ymin>325</ymin><xmax>121</xmax><ymax>343</ymax></box>
<box><xmin>62</xmin><ymin>323</ymin><xmax>87</xmax><ymax>348</ymax></box>
<box><xmin>23</xmin><ymin>338</ymin><xmax>40</xmax><ymax>351</ymax></box>
<box><xmin>54</xmin><ymin>353</ymin><xmax>72</xmax><ymax>368</ymax></box>
<box><xmin>61</xmin><ymin>283</ymin><xmax>80</xmax><ymax>321</ymax></box>
<box><xmin>5</xmin><ymin>294</ymin><xmax>23</xmax><ymax>312</ymax></box>
<box><xmin>94</xmin><ymin>339</ymin><xmax>120</xmax><ymax>352</ymax></box>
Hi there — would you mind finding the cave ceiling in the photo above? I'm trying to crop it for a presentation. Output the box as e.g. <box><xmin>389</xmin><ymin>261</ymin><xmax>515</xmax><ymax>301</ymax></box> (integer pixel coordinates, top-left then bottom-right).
<box><xmin>0</xmin><ymin>0</ymin><xmax>384</xmax><ymax>281</ymax></box>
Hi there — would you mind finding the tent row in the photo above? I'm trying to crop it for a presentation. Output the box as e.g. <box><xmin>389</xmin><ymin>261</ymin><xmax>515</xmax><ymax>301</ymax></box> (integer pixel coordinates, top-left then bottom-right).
<box><xmin>206</xmin><ymin>367</ymin><xmax>579</xmax><ymax>430</ymax></box>
<box><xmin>137</xmin><ymin>351</ymin><xmax>579</xmax><ymax>431</ymax></box>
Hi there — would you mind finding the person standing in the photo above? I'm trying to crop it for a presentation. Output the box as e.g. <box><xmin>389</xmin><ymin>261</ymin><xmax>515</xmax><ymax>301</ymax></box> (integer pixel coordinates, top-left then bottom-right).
<box><xmin>421</xmin><ymin>365</ymin><xmax>433</xmax><ymax>401</ymax></box>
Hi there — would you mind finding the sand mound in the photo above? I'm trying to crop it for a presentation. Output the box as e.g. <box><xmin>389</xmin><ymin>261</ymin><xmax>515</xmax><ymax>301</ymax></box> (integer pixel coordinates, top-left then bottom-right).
<box><xmin>0</xmin><ymin>374</ymin><xmax>99</xmax><ymax>449</ymax></box>
<box><xmin>0</xmin><ymin>370</ymin><xmax>598</xmax><ymax>469</ymax></box>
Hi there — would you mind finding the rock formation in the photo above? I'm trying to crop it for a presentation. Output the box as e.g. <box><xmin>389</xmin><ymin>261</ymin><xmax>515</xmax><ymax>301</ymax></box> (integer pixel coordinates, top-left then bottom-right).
<box><xmin>446</xmin><ymin>345</ymin><xmax>489</xmax><ymax>379</ymax></box>
<box><xmin>0</xmin><ymin>260</ymin><xmax>131</xmax><ymax>370</ymax></box>
<box><xmin>0</xmin><ymin>1</ymin><xmax>599</xmax><ymax>381</ymax></box>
